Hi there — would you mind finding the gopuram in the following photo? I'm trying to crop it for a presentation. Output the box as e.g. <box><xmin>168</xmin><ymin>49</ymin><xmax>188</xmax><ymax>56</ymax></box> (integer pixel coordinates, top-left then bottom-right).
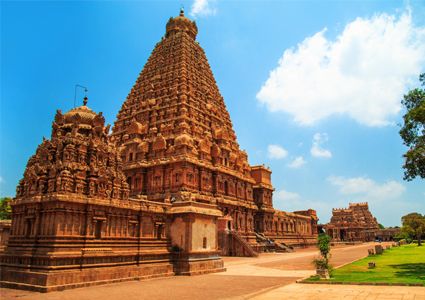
<box><xmin>325</xmin><ymin>202</ymin><xmax>379</xmax><ymax>242</ymax></box>
<box><xmin>0</xmin><ymin>9</ymin><xmax>318</xmax><ymax>292</ymax></box>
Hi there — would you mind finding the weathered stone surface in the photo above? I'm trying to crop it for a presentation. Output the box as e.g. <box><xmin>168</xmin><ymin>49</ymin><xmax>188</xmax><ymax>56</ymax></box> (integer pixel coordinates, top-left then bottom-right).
<box><xmin>325</xmin><ymin>202</ymin><xmax>379</xmax><ymax>242</ymax></box>
<box><xmin>1</xmin><ymin>9</ymin><xmax>317</xmax><ymax>292</ymax></box>
<box><xmin>16</xmin><ymin>102</ymin><xmax>129</xmax><ymax>201</ymax></box>
<box><xmin>111</xmin><ymin>9</ymin><xmax>318</xmax><ymax>249</ymax></box>
<box><xmin>375</xmin><ymin>244</ymin><xmax>384</xmax><ymax>254</ymax></box>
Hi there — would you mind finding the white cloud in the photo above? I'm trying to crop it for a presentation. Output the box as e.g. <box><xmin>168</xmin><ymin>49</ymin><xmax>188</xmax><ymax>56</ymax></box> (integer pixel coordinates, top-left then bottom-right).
<box><xmin>274</xmin><ymin>189</ymin><xmax>337</xmax><ymax>220</ymax></box>
<box><xmin>257</xmin><ymin>11</ymin><xmax>425</xmax><ymax>126</ymax></box>
<box><xmin>190</xmin><ymin>0</ymin><xmax>217</xmax><ymax>18</ymax></box>
<box><xmin>274</xmin><ymin>189</ymin><xmax>301</xmax><ymax>202</ymax></box>
<box><xmin>326</xmin><ymin>175</ymin><xmax>413</xmax><ymax>226</ymax></box>
<box><xmin>267</xmin><ymin>144</ymin><xmax>288</xmax><ymax>159</ymax></box>
<box><xmin>310</xmin><ymin>133</ymin><xmax>332</xmax><ymax>158</ymax></box>
<box><xmin>327</xmin><ymin>175</ymin><xmax>405</xmax><ymax>200</ymax></box>
<box><xmin>272</xmin><ymin>176</ymin><xmax>420</xmax><ymax>227</ymax></box>
<box><xmin>288</xmin><ymin>156</ymin><xmax>306</xmax><ymax>168</ymax></box>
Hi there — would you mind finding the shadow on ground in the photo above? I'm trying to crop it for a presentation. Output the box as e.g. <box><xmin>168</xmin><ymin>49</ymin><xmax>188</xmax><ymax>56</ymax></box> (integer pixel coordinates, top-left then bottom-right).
<box><xmin>391</xmin><ymin>263</ymin><xmax>425</xmax><ymax>281</ymax></box>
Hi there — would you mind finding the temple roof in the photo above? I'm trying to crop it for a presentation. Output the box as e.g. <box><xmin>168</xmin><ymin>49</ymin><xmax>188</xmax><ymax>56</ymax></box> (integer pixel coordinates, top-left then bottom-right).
<box><xmin>63</xmin><ymin>104</ymin><xmax>97</xmax><ymax>126</ymax></box>
<box><xmin>16</xmin><ymin>98</ymin><xmax>129</xmax><ymax>200</ymax></box>
<box><xmin>112</xmin><ymin>9</ymin><xmax>254</xmax><ymax>181</ymax></box>
<box><xmin>165</xmin><ymin>8</ymin><xmax>198</xmax><ymax>40</ymax></box>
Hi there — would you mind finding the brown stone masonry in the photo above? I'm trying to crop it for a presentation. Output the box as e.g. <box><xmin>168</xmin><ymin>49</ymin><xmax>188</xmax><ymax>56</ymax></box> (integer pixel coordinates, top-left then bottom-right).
<box><xmin>1</xmin><ymin>9</ymin><xmax>317</xmax><ymax>292</ymax></box>
<box><xmin>325</xmin><ymin>202</ymin><xmax>379</xmax><ymax>242</ymax></box>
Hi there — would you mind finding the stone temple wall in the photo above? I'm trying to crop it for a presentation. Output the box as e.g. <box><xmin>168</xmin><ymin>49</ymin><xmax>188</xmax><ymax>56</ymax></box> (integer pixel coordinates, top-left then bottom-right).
<box><xmin>0</xmin><ymin>9</ymin><xmax>318</xmax><ymax>292</ymax></box>
<box><xmin>325</xmin><ymin>202</ymin><xmax>379</xmax><ymax>242</ymax></box>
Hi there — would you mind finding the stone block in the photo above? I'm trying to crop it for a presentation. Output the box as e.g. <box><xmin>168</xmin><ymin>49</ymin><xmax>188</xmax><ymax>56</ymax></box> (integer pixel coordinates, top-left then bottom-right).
<box><xmin>375</xmin><ymin>244</ymin><xmax>383</xmax><ymax>254</ymax></box>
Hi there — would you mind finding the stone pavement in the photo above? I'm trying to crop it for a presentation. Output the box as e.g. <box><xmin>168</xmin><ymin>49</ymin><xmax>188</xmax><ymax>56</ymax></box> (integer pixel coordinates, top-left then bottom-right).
<box><xmin>1</xmin><ymin>242</ymin><xmax>424</xmax><ymax>300</ymax></box>
<box><xmin>251</xmin><ymin>283</ymin><xmax>425</xmax><ymax>300</ymax></box>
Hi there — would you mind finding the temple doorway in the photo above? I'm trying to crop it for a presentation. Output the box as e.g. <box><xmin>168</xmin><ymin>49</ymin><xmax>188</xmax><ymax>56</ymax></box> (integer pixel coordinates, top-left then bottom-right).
<box><xmin>157</xmin><ymin>224</ymin><xmax>163</xmax><ymax>239</ymax></box>
<box><xmin>95</xmin><ymin>221</ymin><xmax>102</xmax><ymax>239</ymax></box>
<box><xmin>340</xmin><ymin>229</ymin><xmax>346</xmax><ymax>241</ymax></box>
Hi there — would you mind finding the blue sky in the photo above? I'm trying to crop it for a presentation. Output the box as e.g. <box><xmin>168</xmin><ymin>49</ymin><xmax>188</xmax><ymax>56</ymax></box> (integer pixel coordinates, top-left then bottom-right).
<box><xmin>1</xmin><ymin>0</ymin><xmax>424</xmax><ymax>226</ymax></box>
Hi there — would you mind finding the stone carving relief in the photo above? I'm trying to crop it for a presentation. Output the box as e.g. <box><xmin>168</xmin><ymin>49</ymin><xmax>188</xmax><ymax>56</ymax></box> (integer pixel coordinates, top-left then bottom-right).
<box><xmin>16</xmin><ymin>105</ymin><xmax>129</xmax><ymax>200</ymax></box>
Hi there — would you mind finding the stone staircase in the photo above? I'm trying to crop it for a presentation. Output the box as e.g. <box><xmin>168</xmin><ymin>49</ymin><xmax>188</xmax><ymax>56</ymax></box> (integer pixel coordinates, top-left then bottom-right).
<box><xmin>255</xmin><ymin>232</ymin><xmax>294</xmax><ymax>253</ymax></box>
<box><xmin>218</xmin><ymin>230</ymin><xmax>258</xmax><ymax>257</ymax></box>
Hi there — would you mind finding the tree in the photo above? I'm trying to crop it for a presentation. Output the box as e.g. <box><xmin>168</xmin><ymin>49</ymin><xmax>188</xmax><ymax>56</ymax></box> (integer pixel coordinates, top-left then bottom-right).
<box><xmin>313</xmin><ymin>233</ymin><xmax>333</xmax><ymax>278</ymax></box>
<box><xmin>378</xmin><ymin>223</ymin><xmax>385</xmax><ymax>229</ymax></box>
<box><xmin>401</xmin><ymin>212</ymin><xmax>425</xmax><ymax>246</ymax></box>
<box><xmin>399</xmin><ymin>73</ymin><xmax>425</xmax><ymax>181</ymax></box>
<box><xmin>0</xmin><ymin>197</ymin><xmax>12</xmax><ymax>220</ymax></box>
<box><xmin>317</xmin><ymin>233</ymin><xmax>331</xmax><ymax>261</ymax></box>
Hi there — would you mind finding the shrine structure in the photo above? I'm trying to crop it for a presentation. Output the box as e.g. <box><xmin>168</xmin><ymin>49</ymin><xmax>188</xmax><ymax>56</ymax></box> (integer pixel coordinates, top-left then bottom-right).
<box><xmin>0</xmin><ymin>9</ymin><xmax>318</xmax><ymax>292</ymax></box>
<box><xmin>325</xmin><ymin>202</ymin><xmax>379</xmax><ymax>242</ymax></box>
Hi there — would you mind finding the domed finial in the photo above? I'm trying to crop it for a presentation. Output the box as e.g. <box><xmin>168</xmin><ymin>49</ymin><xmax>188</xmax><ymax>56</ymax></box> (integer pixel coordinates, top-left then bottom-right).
<box><xmin>83</xmin><ymin>96</ymin><xmax>88</xmax><ymax>106</ymax></box>
<box><xmin>165</xmin><ymin>6</ymin><xmax>198</xmax><ymax>39</ymax></box>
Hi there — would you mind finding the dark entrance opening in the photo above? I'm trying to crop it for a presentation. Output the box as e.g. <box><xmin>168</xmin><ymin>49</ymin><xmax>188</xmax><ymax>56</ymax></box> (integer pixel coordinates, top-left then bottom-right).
<box><xmin>340</xmin><ymin>229</ymin><xmax>346</xmax><ymax>241</ymax></box>
<box><xmin>157</xmin><ymin>224</ymin><xmax>163</xmax><ymax>239</ymax></box>
<box><xmin>95</xmin><ymin>221</ymin><xmax>102</xmax><ymax>239</ymax></box>
<box><xmin>25</xmin><ymin>219</ymin><xmax>33</xmax><ymax>238</ymax></box>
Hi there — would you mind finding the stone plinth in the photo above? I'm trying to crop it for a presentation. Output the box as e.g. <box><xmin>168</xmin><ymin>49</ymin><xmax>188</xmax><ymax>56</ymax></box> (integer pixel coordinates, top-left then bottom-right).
<box><xmin>169</xmin><ymin>201</ymin><xmax>225</xmax><ymax>275</ymax></box>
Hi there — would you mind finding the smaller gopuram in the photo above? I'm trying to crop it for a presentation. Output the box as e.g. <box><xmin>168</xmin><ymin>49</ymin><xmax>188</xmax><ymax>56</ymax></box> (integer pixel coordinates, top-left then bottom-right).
<box><xmin>0</xmin><ymin>98</ymin><xmax>224</xmax><ymax>292</ymax></box>
<box><xmin>325</xmin><ymin>202</ymin><xmax>379</xmax><ymax>242</ymax></box>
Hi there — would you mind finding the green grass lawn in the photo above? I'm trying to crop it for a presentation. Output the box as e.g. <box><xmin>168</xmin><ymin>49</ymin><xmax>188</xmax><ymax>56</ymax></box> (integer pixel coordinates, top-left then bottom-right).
<box><xmin>307</xmin><ymin>244</ymin><xmax>425</xmax><ymax>286</ymax></box>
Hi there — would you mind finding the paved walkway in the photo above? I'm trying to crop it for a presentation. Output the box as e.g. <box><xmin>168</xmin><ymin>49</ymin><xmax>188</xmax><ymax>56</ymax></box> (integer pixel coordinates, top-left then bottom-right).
<box><xmin>251</xmin><ymin>283</ymin><xmax>425</xmax><ymax>300</ymax></box>
<box><xmin>1</xmin><ymin>242</ymin><xmax>424</xmax><ymax>300</ymax></box>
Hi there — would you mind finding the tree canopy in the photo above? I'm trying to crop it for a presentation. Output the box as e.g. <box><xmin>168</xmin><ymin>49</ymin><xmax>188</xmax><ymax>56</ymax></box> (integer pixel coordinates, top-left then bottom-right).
<box><xmin>313</xmin><ymin>233</ymin><xmax>332</xmax><ymax>275</ymax></box>
<box><xmin>401</xmin><ymin>212</ymin><xmax>425</xmax><ymax>246</ymax></box>
<box><xmin>399</xmin><ymin>73</ymin><xmax>425</xmax><ymax>181</ymax></box>
<box><xmin>317</xmin><ymin>233</ymin><xmax>331</xmax><ymax>260</ymax></box>
<box><xmin>0</xmin><ymin>197</ymin><xmax>12</xmax><ymax>220</ymax></box>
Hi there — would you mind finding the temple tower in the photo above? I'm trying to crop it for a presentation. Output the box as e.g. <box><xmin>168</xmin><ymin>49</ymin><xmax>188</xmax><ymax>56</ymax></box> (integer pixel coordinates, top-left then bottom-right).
<box><xmin>112</xmin><ymin>9</ymin><xmax>260</xmax><ymax>242</ymax></box>
<box><xmin>1</xmin><ymin>10</ymin><xmax>320</xmax><ymax>292</ymax></box>
<box><xmin>326</xmin><ymin>202</ymin><xmax>379</xmax><ymax>242</ymax></box>
<box><xmin>0</xmin><ymin>101</ymin><xmax>176</xmax><ymax>291</ymax></box>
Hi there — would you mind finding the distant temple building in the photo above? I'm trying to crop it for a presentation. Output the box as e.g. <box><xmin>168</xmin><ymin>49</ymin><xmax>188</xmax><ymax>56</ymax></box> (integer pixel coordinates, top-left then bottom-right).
<box><xmin>325</xmin><ymin>202</ymin><xmax>379</xmax><ymax>242</ymax></box>
<box><xmin>0</xmin><ymin>10</ymin><xmax>318</xmax><ymax>292</ymax></box>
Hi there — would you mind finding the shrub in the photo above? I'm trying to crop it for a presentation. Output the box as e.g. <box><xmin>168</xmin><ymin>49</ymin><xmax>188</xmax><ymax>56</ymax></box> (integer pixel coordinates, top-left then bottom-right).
<box><xmin>317</xmin><ymin>233</ymin><xmax>331</xmax><ymax>260</ymax></box>
<box><xmin>314</xmin><ymin>234</ymin><xmax>333</xmax><ymax>277</ymax></box>
<box><xmin>0</xmin><ymin>197</ymin><xmax>12</xmax><ymax>220</ymax></box>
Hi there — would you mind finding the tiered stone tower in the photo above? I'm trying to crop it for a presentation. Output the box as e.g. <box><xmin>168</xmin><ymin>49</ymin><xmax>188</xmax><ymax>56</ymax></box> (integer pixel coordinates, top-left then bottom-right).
<box><xmin>112</xmin><ymin>9</ymin><xmax>317</xmax><ymax>249</ymax></box>
<box><xmin>325</xmin><ymin>202</ymin><xmax>379</xmax><ymax>242</ymax></box>
<box><xmin>112</xmin><ymin>9</ymin><xmax>259</xmax><ymax>244</ymax></box>
<box><xmin>16</xmin><ymin>100</ymin><xmax>129</xmax><ymax>200</ymax></box>
<box><xmin>1</xmin><ymin>9</ymin><xmax>318</xmax><ymax>292</ymax></box>
<box><xmin>112</xmin><ymin>9</ymin><xmax>254</xmax><ymax>201</ymax></box>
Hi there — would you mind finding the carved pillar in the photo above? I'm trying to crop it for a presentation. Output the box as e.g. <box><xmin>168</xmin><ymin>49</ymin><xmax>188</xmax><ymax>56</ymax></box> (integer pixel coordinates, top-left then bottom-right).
<box><xmin>162</xmin><ymin>165</ymin><xmax>166</xmax><ymax>193</ymax></box>
<box><xmin>198</xmin><ymin>167</ymin><xmax>202</xmax><ymax>191</ymax></box>
<box><xmin>212</xmin><ymin>171</ymin><xmax>217</xmax><ymax>195</ymax></box>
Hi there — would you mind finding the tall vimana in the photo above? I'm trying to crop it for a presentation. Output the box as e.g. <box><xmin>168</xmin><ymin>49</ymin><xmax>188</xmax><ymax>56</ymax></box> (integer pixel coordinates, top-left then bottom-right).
<box><xmin>0</xmin><ymin>9</ymin><xmax>318</xmax><ymax>292</ymax></box>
